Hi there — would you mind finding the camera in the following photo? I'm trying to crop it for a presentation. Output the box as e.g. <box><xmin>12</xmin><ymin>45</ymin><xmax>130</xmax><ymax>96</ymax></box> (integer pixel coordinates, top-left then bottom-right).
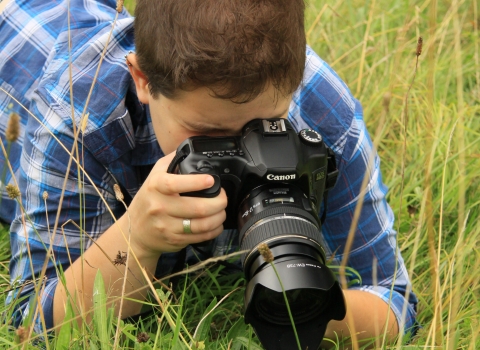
<box><xmin>168</xmin><ymin>118</ymin><xmax>346</xmax><ymax>350</ymax></box>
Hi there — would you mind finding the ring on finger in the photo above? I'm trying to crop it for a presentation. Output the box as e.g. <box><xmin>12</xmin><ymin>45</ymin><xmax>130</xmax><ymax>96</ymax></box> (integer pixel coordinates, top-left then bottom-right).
<box><xmin>183</xmin><ymin>218</ymin><xmax>192</xmax><ymax>234</ymax></box>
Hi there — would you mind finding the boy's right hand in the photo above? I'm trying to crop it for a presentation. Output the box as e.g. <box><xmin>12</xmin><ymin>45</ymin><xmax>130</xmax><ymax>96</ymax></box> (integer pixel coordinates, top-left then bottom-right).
<box><xmin>124</xmin><ymin>152</ymin><xmax>228</xmax><ymax>259</ymax></box>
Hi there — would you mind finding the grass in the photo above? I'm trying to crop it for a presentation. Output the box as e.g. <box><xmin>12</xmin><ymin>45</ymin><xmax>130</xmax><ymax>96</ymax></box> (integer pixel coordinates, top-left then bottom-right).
<box><xmin>0</xmin><ymin>0</ymin><xmax>479</xmax><ymax>348</ymax></box>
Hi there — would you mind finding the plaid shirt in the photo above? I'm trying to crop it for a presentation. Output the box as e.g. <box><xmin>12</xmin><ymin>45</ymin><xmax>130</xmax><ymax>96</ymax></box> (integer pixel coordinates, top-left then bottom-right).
<box><xmin>1</xmin><ymin>0</ymin><xmax>417</xmax><ymax>336</ymax></box>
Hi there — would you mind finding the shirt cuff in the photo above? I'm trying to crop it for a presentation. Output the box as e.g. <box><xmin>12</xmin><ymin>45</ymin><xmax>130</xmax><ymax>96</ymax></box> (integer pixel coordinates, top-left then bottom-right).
<box><xmin>32</xmin><ymin>278</ymin><xmax>58</xmax><ymax>334</ymax></box>
<box><xmin>9</xmin><ymin>277</ymin><xmax>59</xmax><ymax>334</ymax></box>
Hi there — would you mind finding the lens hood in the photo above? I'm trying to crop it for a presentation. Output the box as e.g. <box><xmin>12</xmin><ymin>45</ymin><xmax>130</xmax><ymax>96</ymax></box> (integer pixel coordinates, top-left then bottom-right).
<box><xmin>244</xmin><ymin>256</ymin><xmax>346</xmax><ymax>350</ymax></box>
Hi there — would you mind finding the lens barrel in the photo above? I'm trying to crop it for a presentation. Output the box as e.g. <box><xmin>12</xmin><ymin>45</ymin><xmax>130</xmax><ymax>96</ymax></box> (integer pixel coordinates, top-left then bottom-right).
<box><xmin>238</xmin><ymin>184</ymin><xmax>346</xmax><ymax>350</ymax></box>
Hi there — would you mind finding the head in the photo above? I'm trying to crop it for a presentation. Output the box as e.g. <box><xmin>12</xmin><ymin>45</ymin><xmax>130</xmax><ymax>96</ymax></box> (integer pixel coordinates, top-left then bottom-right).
<box><xmin>130</xmin><ymin>0</ymin><xmax>306</xmax><ymax>154</ymax></box>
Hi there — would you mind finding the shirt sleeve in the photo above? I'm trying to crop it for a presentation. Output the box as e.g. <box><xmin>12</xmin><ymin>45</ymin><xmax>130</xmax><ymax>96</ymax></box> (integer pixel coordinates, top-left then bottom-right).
<box><xmin>321</xmin><ymin>99</ymin><xmax>418</xmax><ymax>335</ymax></box>
<box><xmin>289</xmin><ymin>47</ymin><xmax>418</xmax><ymax>335</ymax></box>
<box><xmin>7</xmin><ymin>94</ymin><xmax>122</xmax><ymax>333</ymax></box>
<box><xmin>3</xmin><ymin>0</ymin><xmax>135</xmax><ymax>333</ymax></box>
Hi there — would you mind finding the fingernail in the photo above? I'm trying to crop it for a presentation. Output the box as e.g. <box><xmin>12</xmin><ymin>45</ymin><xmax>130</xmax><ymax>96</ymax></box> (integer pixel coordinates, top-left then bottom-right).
<box><xmin>206</xmin><ymin>176</ymin><xmax>214</xmax><ymax>186</ymax></box>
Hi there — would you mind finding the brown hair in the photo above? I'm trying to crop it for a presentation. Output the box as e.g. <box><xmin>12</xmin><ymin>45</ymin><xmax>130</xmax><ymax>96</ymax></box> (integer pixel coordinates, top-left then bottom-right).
<box><xmin>134</xmin><ymin>0</ymin><xmax>306</xmax><ymax>103</ymax></box>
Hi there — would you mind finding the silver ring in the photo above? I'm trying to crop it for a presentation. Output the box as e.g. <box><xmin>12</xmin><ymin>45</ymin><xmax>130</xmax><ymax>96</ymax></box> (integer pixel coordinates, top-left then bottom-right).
<box><xmin>182</xmin><ymin>219</ymin><xmax>192</xmax><ymax>234</ymax></box>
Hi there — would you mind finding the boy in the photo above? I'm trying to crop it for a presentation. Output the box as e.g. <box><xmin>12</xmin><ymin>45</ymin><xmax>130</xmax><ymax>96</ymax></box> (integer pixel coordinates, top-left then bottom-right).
<box><xmin>0</xmin><ymin>0</ymin><xmax>417</xmax><ymax>347</ymax></box>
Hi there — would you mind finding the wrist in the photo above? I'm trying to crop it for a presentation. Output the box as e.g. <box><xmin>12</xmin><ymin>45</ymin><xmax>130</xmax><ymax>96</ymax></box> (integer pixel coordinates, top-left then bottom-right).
<box><xmin>115</xmin><ymin>214</ymin><xmax>161</xmax><ymax>263</ymax></box>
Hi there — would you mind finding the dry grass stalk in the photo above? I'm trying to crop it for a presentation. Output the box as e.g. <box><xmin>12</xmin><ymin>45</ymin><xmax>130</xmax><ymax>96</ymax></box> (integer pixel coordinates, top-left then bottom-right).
<box><xmin>421</xmin><ymin>1</ymin><xmax>439</xmax><ymax>346</ymax></box>
<box><xmin>474</xmin><ymin>0</ymin><xmax>480</xmax><ymax>101</ymax></box>
<box><xmin>306</xmin><ymin>4</ymin><xmax>329</xmax><ymax>40</ymax></box>
<box><xmin>392</xmin><ymin>35</ymin><xmax>423</xmax><ymax>346</ymax></box>
<box><xmin>446</xmin><ymin>1</ymin><xmax>467</xmax><ymax>348</ymax></box>
<box><xmin>112</xmin><ymin>181</ymin><xmax>132</xmax><ymax>349</ymax></box>
<box><xmin>356</xmin><ymin>0</ymin><xmax>377</xmax><ymax>96</ymax></box>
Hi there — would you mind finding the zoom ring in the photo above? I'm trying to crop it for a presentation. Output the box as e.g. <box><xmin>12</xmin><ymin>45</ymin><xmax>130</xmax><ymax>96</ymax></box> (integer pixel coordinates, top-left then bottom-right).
<box><xmin>240</xmin><ymin>215</ymin><xmax>321</xmax><ymax>253</ymax></box>
<box><xmin>239</xmin><ymin>206</ymin><xmax>319</xmax><ymax>237</ymax></box>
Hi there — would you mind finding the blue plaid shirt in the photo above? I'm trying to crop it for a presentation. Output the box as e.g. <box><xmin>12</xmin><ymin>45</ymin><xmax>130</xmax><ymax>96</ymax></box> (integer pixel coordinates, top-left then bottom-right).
<box><xmin>1</xmin><ymin>0</ymin><xmax>417</xmax><ymax>336</ymax></box>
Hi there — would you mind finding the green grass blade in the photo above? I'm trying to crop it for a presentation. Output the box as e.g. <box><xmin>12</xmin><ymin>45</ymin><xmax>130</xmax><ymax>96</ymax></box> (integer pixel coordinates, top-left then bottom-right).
<box><xmin>56</xmin><ymin>299</ymin><xmax>74</xmax><ymax>349</ymax></box>
<box><xmin>171</xmin><ymin>277</ymin><xmax>188</xmax><ymax>349</ymax></box>
<box><xmin>226</xmin><ymin>317</ymin><xmax>249</xmax><ymax>350</ymax></box>
<box><xmin>106</xmin><ymin>304</ymin><xmax>115</xmax><ymax>341</ymax></box>
<box><xmin>193</xmin><ymin>297</ymin><xmax>217</xmax><ymax>343</ymax></box>
<box><xmin>93</xmin><ymin>270</ymin><xmax>109</xmax><ymax>350</ymax></box>
<box><xmin>234</xmin><ymin>336</ymin><xmax>264</xmax><ymax>350</ymax></box>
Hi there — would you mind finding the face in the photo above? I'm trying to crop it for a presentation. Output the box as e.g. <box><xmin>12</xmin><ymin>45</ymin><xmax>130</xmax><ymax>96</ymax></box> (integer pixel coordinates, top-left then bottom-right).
<box><xmin>148</xmin><ymin>86</ymin><xmax>291</xmax><ymax>154</ymax></box>
<box><xmin>128</xmin><ymin>54</ymin><xmax>292</xmax><ymax>155</ymax></box>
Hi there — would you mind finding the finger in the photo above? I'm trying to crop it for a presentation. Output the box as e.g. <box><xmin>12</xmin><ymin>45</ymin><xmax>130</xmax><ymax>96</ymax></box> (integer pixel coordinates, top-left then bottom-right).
<box><xmin>150</xmin><ymin>152</ymin><xmax>216</xmax><ymax>195</ymax></box>
<box><xmin>180</xmin><ymin>210</ymin><xmax>226</xmax><ymax>235</ymax></box>
<box><xmin>167</xmin><ymin>189</ymin><xmax>228</xmax><ymax>218</ymax></box>
<box><xmin>156</xmin><ymin>151</ymin><xmax>176</xmax><ymax>172</ymax></box>
<box><xmin>156</xmin><ymin>172</ymin><xmax>216</xmax><ymax>196</ymax></box>
<box><xmin>178</xmin><ymin>225</ymin><xmax>226</xmax><ymax>246</ymax></box>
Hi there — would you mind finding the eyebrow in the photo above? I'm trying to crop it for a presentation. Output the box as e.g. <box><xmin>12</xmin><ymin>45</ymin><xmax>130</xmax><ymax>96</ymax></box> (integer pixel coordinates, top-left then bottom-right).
<box><xmin>183</xmin><ymin>108</ymin><xmax>290</xmax><ymax>133</ymax></box>
<box><xmin>183</xmin><ymin>121</ymin><xmax>228</xmax><ymax>133</ymax></box>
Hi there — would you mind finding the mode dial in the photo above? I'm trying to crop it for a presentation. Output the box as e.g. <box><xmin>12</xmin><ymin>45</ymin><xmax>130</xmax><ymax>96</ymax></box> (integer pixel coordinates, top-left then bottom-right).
<box><xmin>299</xmin><ymin>129</ymin><xmax>323</xmax><ymax>144</ymax></box>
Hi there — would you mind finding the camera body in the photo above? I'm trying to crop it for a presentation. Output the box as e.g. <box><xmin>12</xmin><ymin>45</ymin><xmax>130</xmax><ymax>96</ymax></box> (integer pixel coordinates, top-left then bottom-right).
<box><xmin>169</xmin><ymin>118</ymin><xmax>338</xmax><ymax>229</ymax></box>
<box><xmin>168</xmin><ymin>118</ymin><xmax>346</xmax><ymax>350</ymax></box>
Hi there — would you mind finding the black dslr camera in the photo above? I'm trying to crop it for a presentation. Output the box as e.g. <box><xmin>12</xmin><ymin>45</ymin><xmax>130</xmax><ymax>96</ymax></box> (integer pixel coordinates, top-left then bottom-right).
<box><xmin>168</xmin><ymin>118</ymin><xmax>346</xmax><ymax>350</ymax></box>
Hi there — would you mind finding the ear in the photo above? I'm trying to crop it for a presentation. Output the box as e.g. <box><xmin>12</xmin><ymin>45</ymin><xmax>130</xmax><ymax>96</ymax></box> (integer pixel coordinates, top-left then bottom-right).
<box><xmin>126</xmin><ymin>53</ymin><xmax>150</xmax><ymax>104</ymax></box>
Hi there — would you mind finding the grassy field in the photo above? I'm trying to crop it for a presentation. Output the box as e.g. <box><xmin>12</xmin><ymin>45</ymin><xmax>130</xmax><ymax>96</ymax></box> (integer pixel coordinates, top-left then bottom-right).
<box><xmin>0</xmin><ymin>0</ymin><xmax>479</xmax><ymax>348</ymax></box>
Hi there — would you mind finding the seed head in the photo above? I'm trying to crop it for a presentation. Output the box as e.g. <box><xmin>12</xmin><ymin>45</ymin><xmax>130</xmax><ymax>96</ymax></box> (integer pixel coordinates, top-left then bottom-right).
<box><xmin>80</xmin><ymin>113</ymin><xmax>89</xmax><ymax>133</ymax></box>
<box><xmin>16</xmin><ymin>326</ymin><xmax>27</xmax><ymax>343</ymax></box>
<box><xmin>116</xmin><ymin>0</ymin><xmax>124</xmax><ymax>13</ymax></box>
<box><xmin>258</xmin><ymin>243</ymin><xmax>274</xmax><ymax>263</ymax></box>
<box><xmin>136</xmin><ymin>331</ymin><xmax>150</xmax><ymax>343</ymax></box>
<box><xmin>194</xmin><ymin>341</ymin><xmax>206</xmax><ymax>349</ymax></box>
<box><xmin>416</xmin><ymin>37</ymin><xmax>423</xmax><ymax>57</ymax></box>
<box><xmin>6</xmin><ymin>112</ymin><xmax>20</xmax><ymax>142</ymax></box>
<box><xmin>113</xmin><ymin>184</ymin><xmax>124</xmax><ymax>201</ymax></box>
<box><xmin>382</xmin><ymin>92</ymin><xmax>391</xmax><ymax>113</ymax></box>
<box><xmin>42</xmin><ymin>191</ymin><xmax>49</xmax><ymax>200</ymax></box>
<box><xmin>407</xmin><ymin>205</ymin><xmax>418</xmax><ymax>217</ymax></box>
<box><xmin>6</xmin><ymin>184</ymin><xmax>20</xmax><ymax>199</ymax></box>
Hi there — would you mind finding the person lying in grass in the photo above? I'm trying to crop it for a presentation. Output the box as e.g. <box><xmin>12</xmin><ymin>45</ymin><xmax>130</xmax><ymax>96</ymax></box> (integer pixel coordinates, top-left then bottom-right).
<box><xmin>0</xmin><ymin>0</ymin><xmax>417</xmax><ymax>347</ymax></box>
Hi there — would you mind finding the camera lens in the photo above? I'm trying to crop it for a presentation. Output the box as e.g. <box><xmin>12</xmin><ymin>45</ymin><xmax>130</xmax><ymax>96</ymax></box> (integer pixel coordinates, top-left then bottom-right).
<box><xmin>238</xmin><ymin>183</ymin><xmax>346</xmax><ymax>349</ymax></box>
<box><xmin>169</xmin><ymin>118</ymin><xmax>345</xmax><ymax>349</ymax></box>
<box><xmin>238</xmin><ymin>184</ymin><xmax>323</xmax><ymax>265</ymax></box>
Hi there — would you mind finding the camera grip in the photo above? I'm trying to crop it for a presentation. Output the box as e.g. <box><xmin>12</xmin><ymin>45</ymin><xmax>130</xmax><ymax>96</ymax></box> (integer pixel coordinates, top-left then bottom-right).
<box><xmin>167</xmin><ymin>148</ymin><xmax>222</xmax><ymax>198</ymax></box>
